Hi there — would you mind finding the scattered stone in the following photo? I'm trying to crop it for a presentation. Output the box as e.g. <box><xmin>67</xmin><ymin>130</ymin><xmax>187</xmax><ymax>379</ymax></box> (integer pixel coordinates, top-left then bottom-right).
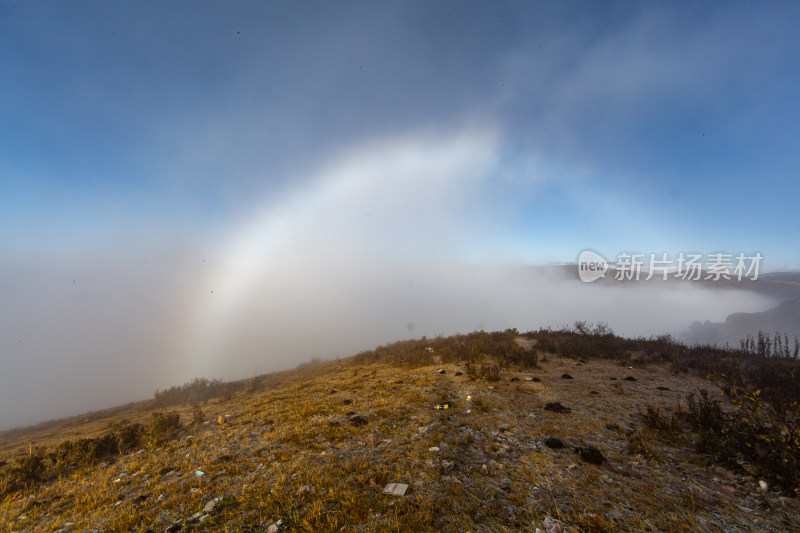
<box><xmin>382</xmin><ymin>482</ymin><xmax>409</xmax><ymax>496</ymax></box>
<box><xmin>544</xmin><ymin>437</ymin><xmax>565</xmax><ymax>449</ymax></box>
<box><xmin>610</xmin><ymin>377</ymin><xmax>617</xmax><ymax>381</ymax></box>
<box><xmin>329</xmin><ymin>389</ymin><xmax>338</xmax><ymax>394</ymax></box>
<box><xmin>510</xmin><ymin>377</ymin><xmax>520</xmax><ymax>382</ymax></box>
<box><xmin>759</xmin><ymin>480</ymin><xmax>769</xmax><ymax>491</ymax></box>
<box><xmin>203</xmin><ymin>497</ymin><xmax>224</xmax><ymax>513</ymax></box>
<box><xmin>532</xmin><ymin>377</ymin><xmax>541</xmax><ymax>382</ymax></box>
<box><xmin>454</xmin><ymin>371</ymin><xmax>463</xmax><ymax>376</ymax></box>
<box><xmin>345</xmin><ymin>410</ymin><xmax>356</xmax><ymax>416</ymax></box>
<box><xmin>544</xmin><ymin>402</ymin><xmax>571</xmax><ymax>413</ymax></box>
<box><xmin>604</xmin><ymin>423</ymin><xmax>621</xmax><ymax>432</ymax></box>
<box><xmin>487</xmin><ymin>459</ymin><xmax>503</xmax><ymax>476</ymax></box>
<box><xmin>623</xmin><ymin>376</ymin><xmax>637</xmax><ymax>381</ymax></box>
<box><xmin>542</xmin><ymin>516</ymin><xmax>563</xmax><ymax>533</ymax></box>
<box><xmin>607</xmin><ymin>510</ymin><xmax>624</xmax><ymax>521</ymax></box>
<box><xmin>342</xmin><ymin>399</ymin><xmax>352</xmax><ymax>405</ymax></box>
<box><xmin>186</xmin><ymin>512</ymin><xmax>205</xmax><ymax>523</ymax></box>
<box><xmin>576</xmin><ymin>446</ymin><xmax>606</xmax><ymax>465</ymax></box>
<box><xmin>437</xmin><ymin>369</ymin><xmax>446</xmax><ymax>374</ymax></box>
<box><xmin>267</xmin><ymin>525</ymin><xmax>279</xmax><ymax>533</ymax></box>
<box><xmin>349</xmin><ymin>415</ymin><xmax>368</xmax><ymax>426</ymax></box>
<box><xmin>561</xmin><ymin>373</ymin><xmax>573</xmax><ymax>379</ymax></box>
<box><xmin>428</xmin><ymin>447</ymin><xmax>440</xmax><ymax>452</ymax></box>
<box><xmin>656</xmin><ymin>386</ymin><xmax>670</xmax><ymax>391</ymax></box>
<box><xmin>165</xmin><ymin>521</ymin><xmax>183</xmax><ymax>532</ymax></box>
<box><xmin>590</xmin><ymin>390</ymin><xmax>599</xmax><ymax>395</ymax></box>
<box><xmin>194</xmin><ymin>470</ymin><xmax>205</xmax><ymax>477</ymax></box>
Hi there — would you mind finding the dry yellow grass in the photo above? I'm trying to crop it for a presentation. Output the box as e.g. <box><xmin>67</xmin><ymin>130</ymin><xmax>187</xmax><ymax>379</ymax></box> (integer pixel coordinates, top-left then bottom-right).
<box><xmin>1</xmin><ymin>349</ymin><xmax>798</xmax><ymax>532</ymax></box>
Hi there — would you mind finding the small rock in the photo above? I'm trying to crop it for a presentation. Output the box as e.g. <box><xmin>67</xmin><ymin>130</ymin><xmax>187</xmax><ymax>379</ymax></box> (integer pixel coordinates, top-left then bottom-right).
<box><xmin>487</xmin><ymin>459</ymin><xmax>503</xmax><ymax>476</ymax></box>
<box><xmin>454</xmin><ymin>371</ymin><xmax>463</xmax><ymax>376</ymax></box>
<box><xmin>382</xmin><ymin>482</ymin><xmax>409</xmax><ymax>496</ymax></box>
<box><xmin>510</xmin><ymin>377</ymin><xmax>520</xmax><ymax>382</ymax></box>
<box><xmin>349</xmin><ymin>415</ymin><xmax>368</xmax><ymax>426</ymax></box>
<box><xmin>428</xmin><ymin>446</ymin><xmax>440</xmax><ymax>452</ymax></box>
<box><xmin>623</xmin><ymin>376</ymin><xmax>637</xmax><ymax>381</ymax></box>
<box><xmin>267</xmin><ymin>525</ymin><xmax>279</xmax><ymax>533</ymax></box>
<box><xmin>590</xmin><ymin>390</ymin><xmax>599</xmax><ymax>395</ymax></box>
<box><xmin>342</xmin><ymin>399</ymin><xmax>352</xmax><ymax>405</ymax></box>
<box><xmin>656</xmin><ymin>386</ymin><xmax>670</xmax><ymax>391</ymax></box>
<box><xmin>165</xmin><ymin>521</ymin><xmax>183</xmax><ymax>532</ymax></box>
<box><xmin>542</xmin><ymin>516</ymin><xmax>563</xmax><ymax>533</ymax></box>
<box><xmin>561</xmin><ymin>373</ymin><xmax>573</xmax><ymax>379</ymax></box>
<box><xmin>544</xmin><ymin>402</ymin><xmax>571</xmax><ymax>413</ymax></box>
<box><xmin>437</xmin><ymin>369</ymin><xmax>446</xmax><ymax>374</ymax></box>
<box><xmin>531</xmin><ymin>377</ymin><xmax>541</xmax><ymax>382</ymax></box>
<box><xmin>298</xmin><ymin>485</ymin><xmax>314</xmax><ymax>496</ymax></box>
<box><xmin>194</xmin><ymin>470</ymin><xmax>205</xmax><ymax>477</ymax></box>
<box><xmin>759</xmin><ymin>480</ymin><xmax>769</xmax><ymax>491</ymax></box>
<box><xmin>543</xmin><ymin>437</ymin><xmax>565</xmax><ymax>449</ymax></box>
<box><xmin>576</xmin><ymin>446</ymin><xmax>605</xmax><ymax>465</ymax></box>
<box><xmin>203</xmin><ymin>497</ymin><xmax>223</xmax><ymax>513</ymax></box>
<box><xmin>345</xmin><ymin>410</ymin><xmax>356</xmax><ymax>416</ymax></box>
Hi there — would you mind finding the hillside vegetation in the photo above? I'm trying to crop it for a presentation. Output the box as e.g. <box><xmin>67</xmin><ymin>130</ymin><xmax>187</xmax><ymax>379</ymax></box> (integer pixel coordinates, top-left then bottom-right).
<box><xmin>1</xmin><ymin>325</ymin><xmax>799</xmax><ymax>532</ymax></box>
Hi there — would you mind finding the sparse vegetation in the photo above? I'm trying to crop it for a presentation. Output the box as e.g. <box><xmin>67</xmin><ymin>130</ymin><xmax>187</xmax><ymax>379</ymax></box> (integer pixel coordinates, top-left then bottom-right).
<box><xmin>2</xmin><ymin>327</ymin><xmax>800</xmax><ymax>531</ymax></box>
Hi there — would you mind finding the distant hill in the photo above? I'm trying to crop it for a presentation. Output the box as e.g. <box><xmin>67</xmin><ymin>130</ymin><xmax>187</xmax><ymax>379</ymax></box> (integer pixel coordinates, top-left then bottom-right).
<box><xmin>682</xmin><ymin>297</ymin><xmax>800</xmax><ymax>347</ymax></box>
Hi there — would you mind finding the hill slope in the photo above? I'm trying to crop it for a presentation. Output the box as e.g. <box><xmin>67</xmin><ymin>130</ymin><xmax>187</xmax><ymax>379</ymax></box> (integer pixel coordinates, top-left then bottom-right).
<box><xmin>1</xmin><ymin>333</ymin><xmax>799</xmax><ymax>532</ymax></box>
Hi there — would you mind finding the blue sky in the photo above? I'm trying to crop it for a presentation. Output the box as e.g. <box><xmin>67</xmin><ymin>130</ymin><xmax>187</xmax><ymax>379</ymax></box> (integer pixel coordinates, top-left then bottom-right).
<box><xmin>1</xmin><ymin>1</ymin><xmax>799</xmax><ymax>428</ymax></box>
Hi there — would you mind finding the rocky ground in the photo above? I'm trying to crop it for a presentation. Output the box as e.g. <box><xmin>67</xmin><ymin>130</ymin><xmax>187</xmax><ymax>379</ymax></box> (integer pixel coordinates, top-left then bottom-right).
<box><xmin>1</xmin><ymin>345</ymin><xmax>799</xmax><ymax>532</ymax></box>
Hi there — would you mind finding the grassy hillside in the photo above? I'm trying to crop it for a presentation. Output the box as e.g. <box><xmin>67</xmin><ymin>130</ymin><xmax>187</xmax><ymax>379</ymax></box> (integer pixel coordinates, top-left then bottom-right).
<box><xmin>1</xmin><ymin>327</ymin><xmax>799</xmax><ymax>532</ymax></box>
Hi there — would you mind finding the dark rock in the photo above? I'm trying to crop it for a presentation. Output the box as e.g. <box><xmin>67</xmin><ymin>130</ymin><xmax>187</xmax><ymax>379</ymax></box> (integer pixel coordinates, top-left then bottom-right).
<box><xmin>165</xmin><ymin>521</ymin><xmax>183</xmax><ymax>532</ymax></box>
<box><xmin>329</xmin><ymin>389</ymin><xmax>338</xmax><ymax>394</ymax></box>
<box><xmin>544</xmin><ymin>437</ymin><xmax>565</xmax><ymax>449</ymax></box>
<box><xmin>532</xmin><ymin>377</ymin><xmax>541</xmax><ymax>382</ymax></box>
<box><xmin>544</xmin><ymin>402</ymin><xmax>571</xmax><ymax>413</ymax></box>
<box><xmin>345</xmin><ymin>410</ymin><xmax>356</xmax><ymax>416</ymax></box>
<box><xmin>576</xmin><ymin>446</ymin><xmax>606</xmax><ymax>465</ymax></box>
<box><xmin>610</xmin><ymin>377</ymin><xmax>617</xmax><ymax>380</ymax></box>
<box><xmin>437</xmin><ymin>369</ymin><xmax>446</xmax><ymax>374</ymax></box>
<box><xmin>561</xmin><ymin>373</ymin><xmax>573</xmax><ymax>379</ymax></box>
<box><xmin>342</xmin><ymin>399</ymin><xmax>352</xmax><ymax>405</ymax></box>
<box><xmin>656</xmin><ymin>386</ymin><xmax>670</xmax><ymax>391</ymax></box>
<box><xmin>510</xmin><ymin>377</ymin><xmax>520</xmax><ymax>382</ymax></box>
<box><xmin>590</xmin><ymin>390</ymin><xmax>600</xmax><ymax>395</ymax></box>
<box><xmin>349</xmin><ymin>415</ymin><xmax>369</xmax><ymax>426</ymax></box>
<box><xmin>454</xmin><ymin>371</ymin><xmax>463</xmax><ymax>376</ymax></box>
<box><xmin>623</xmin><ymin>376</ymin><xmax>637</xmax><ymax>381</ymax></box>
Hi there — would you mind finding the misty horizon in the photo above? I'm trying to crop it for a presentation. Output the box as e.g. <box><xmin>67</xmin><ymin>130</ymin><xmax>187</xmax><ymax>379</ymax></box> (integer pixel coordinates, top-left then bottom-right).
<box><xmin>2</xmin><ymin>2</ymin><xmax>799</xmax><ymax>431</ymax></box>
